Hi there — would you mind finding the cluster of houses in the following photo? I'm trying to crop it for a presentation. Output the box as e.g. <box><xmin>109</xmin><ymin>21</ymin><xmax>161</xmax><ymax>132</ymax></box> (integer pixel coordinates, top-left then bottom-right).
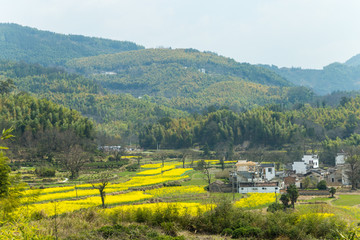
<box><xmin>227</xmin><ymin>153</ymin><xmax>350</xmax><ymax>193</ymax></box>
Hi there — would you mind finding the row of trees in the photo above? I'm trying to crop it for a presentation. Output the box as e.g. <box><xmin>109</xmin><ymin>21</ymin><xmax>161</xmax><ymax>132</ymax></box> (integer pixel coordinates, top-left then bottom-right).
<box><xmin>140</xmin><ymin>97</ymin><xmax>360</xmax><ymax>152</ymax></box>
<box><xmin>0</xmin><ymin>86</ymin><xmax>97</xmax><ymax>178</ymax></box>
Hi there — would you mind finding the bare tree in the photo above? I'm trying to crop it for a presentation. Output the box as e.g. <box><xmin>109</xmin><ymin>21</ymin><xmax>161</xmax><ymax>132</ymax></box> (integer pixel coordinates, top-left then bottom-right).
<box><xmin>203</xmin><ymin>161</ymin><xmax>212</xmax><ymax>186</ymax></box>
<box><xmin>345</xmin><ymin>147</ymin><xmax>360</xmax><ymax>190</ymax></box>
<box><xmin>153</xmin><ymin>152</ymin><xmax>167</xmax><ymax>167</ymax></box>
<box><xmin>136</xmin><ymin>156</ymin><xmax>142</xmax><ymax>166</ymax></box>
<box><xmin>92</xmin><ymin>180</ymin><xmax>108</xmax><ymax>208</ymax></box>
<box><xmin>62</xmin><ymin>145</ymin><xmax>88</xmax><ymax>179</ymax></box>
<box><xmin>181</xmin><ymin>149</ymin><xmax>193</xmax><ymax>168</ymax></box>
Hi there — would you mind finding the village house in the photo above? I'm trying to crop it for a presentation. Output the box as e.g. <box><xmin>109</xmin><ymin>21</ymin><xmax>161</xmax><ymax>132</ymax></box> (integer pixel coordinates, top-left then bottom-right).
<box><xmin>292</xmin><ymin>154</ymin><xmax>319</xmax><ymax>174</ymax></box>
<box><xmin>231</xmin><ymin>160</ymin><xmax>281</xmax><ymax>193</ymax></box>
<box><xmin>323</xmin><ymin>152</ymin><xmax>350</xmax><ymax>186</ymax></box>
<box><xmin>238</xmin><ymin>182</ymin><xmax>279</xmax><ymax>194</ymax></box>
<box><xmin>335</xmin><ymin>153</ymin><xmax>346</xmax><ymax>165</ymax></box>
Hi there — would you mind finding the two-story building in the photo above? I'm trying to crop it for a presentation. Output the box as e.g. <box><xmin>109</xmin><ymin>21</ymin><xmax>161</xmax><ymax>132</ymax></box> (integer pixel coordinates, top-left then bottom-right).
<box><xmin>292</xmin><ymin>154</ymin><xmax>319</xmax><ymax>174</ymax></box>
<box><xmin>232</xmin><ymin>160</ymin><xmax>280</xmax><ymax>193</ymax></box>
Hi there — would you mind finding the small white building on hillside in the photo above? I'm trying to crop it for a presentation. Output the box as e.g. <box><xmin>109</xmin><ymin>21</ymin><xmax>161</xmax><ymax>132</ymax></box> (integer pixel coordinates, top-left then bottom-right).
<box><xmin>292</xmin><ymin>154</ymin><xmax>319</xmax><ymax>174</ymax></box>
<box><xmin>259</xmin><ymin>163</ymin><xmax>276</xmax><ymax>181</ymax></box>
<box><xmin>292</xmin><ymin>161</ymin><xmax>307</xmax><ymax>174</ymax></box>
<box><xmin>302</xmin><ymin>155</ymin><xmax>319</xmax><ymax>168</ymax></box>
<box><xmin>238</xmin><ymin>182</ymin><xmax>279</xmax><ymax>194</ymax></box>
<box><xmin>335</xmin><ymin>153</ymin><xmax>346</xmax><ymax>165</ymax></box>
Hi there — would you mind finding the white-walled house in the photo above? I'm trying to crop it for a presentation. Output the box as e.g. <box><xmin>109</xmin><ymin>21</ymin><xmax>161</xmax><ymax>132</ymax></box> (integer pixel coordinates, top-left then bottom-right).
<box><xmin>259</xmin><ymin>163</ymin><xmax>276</xmax><ymax>180</ymax></box>
<box><xmin>292</xmin><ymin>161</ymin><xmax>307</xmax><ymax>174</ymax></box>
<box><xmin>292</xmin><ymin>155</ymin><xmax>319</xmax><ymax>174</ymax></box>
<box><xmin>335</xmin><ymin>153</ymin><xmax>346</xmax><ymax>165</ymax></box>
<box><xmin>232</xmin><ymin>160</ymin><xmax>280</xmax><ymax>193</ymax></box>
<box><xmin>238</xmin><ymin>182</ymin><xmax>280</xmax><ymax>194</ymax></box>
<box><xmin>302</xmin><ymin>155</ymin><xmax>319</xmax><ymax>168</ymax></box>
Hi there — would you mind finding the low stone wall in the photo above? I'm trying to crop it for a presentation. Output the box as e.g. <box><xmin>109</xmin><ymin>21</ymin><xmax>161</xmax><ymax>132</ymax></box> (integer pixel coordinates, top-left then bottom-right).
<box><xmin>209</xmin><ymin>183</ymin><xmax>233</xmax><ymax>193</ymax></box>
<box><xmin>298</xmin><ymin>190</ymin><xmax>330</xmax><ymax>196</ymax></box>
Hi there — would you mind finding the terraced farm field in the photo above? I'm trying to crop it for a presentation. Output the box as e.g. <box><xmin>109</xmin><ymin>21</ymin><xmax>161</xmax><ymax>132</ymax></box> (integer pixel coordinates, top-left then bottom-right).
<box><xmin>3</xmin><ymin>157</ymin><xmax>360</xmax><ymax>239</ymax></box>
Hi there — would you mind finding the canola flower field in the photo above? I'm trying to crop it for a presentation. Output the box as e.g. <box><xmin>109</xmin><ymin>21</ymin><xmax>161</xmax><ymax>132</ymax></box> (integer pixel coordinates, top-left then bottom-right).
<box><xmin>235</xmin><ymin>192</ymin><xmax>278</xmax><ymax>208</ymax></box>
<box><xmin>20</xmin><ymin>161</ymin><xmax>213</xmax><ymax>217</ymax></box>
<box><xmin>20</xmin><ymin>159</ymin><xmax>280</xmax><ymax>219</ymax></box>
<box><xmin>14</xmin><ymin>160</ymin><xmax>360</xmax><ymax>236</ymax></box>
<box><xmin>19</xmin><ymin>159</ymin><xmax>355</xmax><ymax>223</ymax></box>
<box><xmin>104</xmin><ymin>202</ymin><xmax>216</xmax><ymax>216</ymax></box>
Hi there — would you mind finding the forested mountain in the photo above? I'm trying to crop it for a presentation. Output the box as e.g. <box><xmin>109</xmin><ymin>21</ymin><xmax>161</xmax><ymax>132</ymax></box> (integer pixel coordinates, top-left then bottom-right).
<box><xmin>0</xmin><ymin>23</ymin><xmax>144</xmax><ymax>65</ymax></box>
<box><xmin>261</xmin><ymin>58</ymin><xmax>360</xmax><ymax>95</ymax></box>
<box><xmin>64</xmin><ymin>48</ymin><xmax>307</xmax><ymax>112</ymax></box>
<box><xmin>0</xmin><ymin>61</ymin><xmax>187</xmax><ymax>140</ymax></box>
<box><xmin>2</xmin><ymin>23</ymin><xmax>360</xmax><ymax>148</ymax></box>
<box><xmin>140</xmin><ymin>96</ymin><xmax>360</xmax><ymax>157</ymax></box>
<box><xmin>67</xmin><ymin>48</ymin><xmax>291</xmax><ymax>90</ymax></box>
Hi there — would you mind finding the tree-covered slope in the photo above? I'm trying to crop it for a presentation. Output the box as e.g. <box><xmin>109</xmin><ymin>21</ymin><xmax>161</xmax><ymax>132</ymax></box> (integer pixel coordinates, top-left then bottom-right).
<box><xmin>0</xmin><ymin>61</ymin><xmax>187</xmax><ymax>140</ymax></box>
<box><xmin>0</xmin><ymin>23</ymin><xmax>144</xmax><ymax>65</ymax></box>
<box><xmin>66</xmin><ymin>48</ymin><xmax>292</xmax><ymax>93</ymax></box>
<box><xmin>165</xmin><ymin>80</ymin><xmax>289</xmax><ymax>112</ymax></box>
<box><xmin>262</xmin><ymin>61</ymin><xmax>360</xmax><ymax>95</ymax></box>
<box><xmin>140</xmin><ymin>96</ymin><xmax>360</xmax><ymax>151</ymax></box>
<box><xmin>65</xmin><ymin>48</ymin><xmax>298</xmax><ymax>111</ymax></box>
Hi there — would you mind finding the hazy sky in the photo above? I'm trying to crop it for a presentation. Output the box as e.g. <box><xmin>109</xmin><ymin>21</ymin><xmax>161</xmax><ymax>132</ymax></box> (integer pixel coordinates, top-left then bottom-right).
<box><xmin>1</xmin><ymin>0</ymin><xmax>360</xmax><ymax>69</ymax></box>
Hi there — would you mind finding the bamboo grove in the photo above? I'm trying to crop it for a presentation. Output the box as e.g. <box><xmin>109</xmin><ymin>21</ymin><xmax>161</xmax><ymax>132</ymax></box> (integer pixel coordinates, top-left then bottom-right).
<box><xmin>139</xmin><ymin>97</ymin><xmax>360</xmax><ymax>152</ymax></box>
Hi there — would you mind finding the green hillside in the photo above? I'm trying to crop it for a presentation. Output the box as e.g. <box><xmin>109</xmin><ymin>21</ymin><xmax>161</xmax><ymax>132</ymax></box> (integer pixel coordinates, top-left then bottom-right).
<box><xmin>66</xmin><ymin>48</ymin><xmax>297</xmax><ymax>111</ymax></box>
<box><xmin>140</xmin><ymin>96</ymin><xmax>360</xmax><ymax>154</ymax></box>
<box><xmin>165</xmin><ymin>80</ymin><xmax>289</xmax><ymax>112</ymax></box>
<box><xmin>0</xmin><ymin>92</ymin><xmax>96</xmax><ymax>161</ymax></box>
<box><xmin>67</xmin><ymin>48</ymin><xmax>291</xmax><ymax>89</ymax></box>
<box><xmin>0</xmin><ymin>61</ymin><xmax>187</xmax><ymax>140</ymax></box>
<box><xmin>0</xmin><ymin>23</ymin><xmax>144</xmax><ymax>65</ymax></box>
<box><xmin>262</xmin><ymin>61</ymin><xmax>360</xmax><ymax>95</ymax></box>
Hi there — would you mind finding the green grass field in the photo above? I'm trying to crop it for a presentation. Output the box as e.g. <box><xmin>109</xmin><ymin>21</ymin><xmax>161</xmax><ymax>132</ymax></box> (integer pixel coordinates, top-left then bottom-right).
<box><xmin>333</xmin><ymin>195</ymin><xmax>360</xmax><ymax>206</ymax></box>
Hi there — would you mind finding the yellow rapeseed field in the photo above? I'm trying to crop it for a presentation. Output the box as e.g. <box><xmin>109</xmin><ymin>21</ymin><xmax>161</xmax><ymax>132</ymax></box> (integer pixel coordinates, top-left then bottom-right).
<box><xmin>136</xmin><ymin>165</ymin><xmax>176</xmax><ymax>175</ymax></box>
<box><xmin>141</xmin><ymin>162</ymin><xmax>183</xmax><ymax>169</ymax></box>
<box><xmin>104</xmin><ymin>202</ymin><xmax>216</xmax><ymax>216</ymax></box>
<box><xmin>18</xmin><ymin>162</ymin><xmax>198</xmax><ymax>217</ymax></box>
<box><xmin>235</xmin><ymin>193</ymin><xmax>277</xmax><ymax>208</ymax></box>
<box><xmin>22</xmin><ymin>191</ymin><xmax>152</xmax><ymax>217</ymax></box>
<box><xmin>297</xmin><ymin>213</ymin><xmax>335</xmax><ymax>223</ymax></box>
<box><xmin>146</xmin><ymin>185</ymin><xmax>206</xmax><ymax>197</ymax></box>
<box><xmin>161</xmin><ymin>168</ymin><xmax>193</xmax><ymax>176</ymax></box>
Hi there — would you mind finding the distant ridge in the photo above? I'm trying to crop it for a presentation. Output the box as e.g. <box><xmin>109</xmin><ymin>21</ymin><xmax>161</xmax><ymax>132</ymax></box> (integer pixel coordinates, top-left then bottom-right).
<box><xmin>261</xmin><ymin>59</ymin><xmax>360</xmax><ymax>95</ymax></box>
<box><xmin>0</xmin><ymin>23</ymin><xmax>144</xmax><ymax>65</ymax></box>
<box><xmin>345</xmin><ymin>54</ymin><xmax>360</xmax><ymax>67</ymax></box>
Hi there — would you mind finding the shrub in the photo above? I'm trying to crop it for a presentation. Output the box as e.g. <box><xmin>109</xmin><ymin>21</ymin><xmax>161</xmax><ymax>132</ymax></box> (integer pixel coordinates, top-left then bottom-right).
<box><xmin>30</xmin><ymin>210</ymin><xmax>47</xmax><ymax>220</ymax></box>
<box><xmin>35</xmin><ymin>167</ymin><xmax>55</xmax><ymax>177</ymax></box>
<box><xmin>317</xmin><ymin>180</ymin><xmax>327</xmax><ymax>190</ymax></box>
<box><xmin>296</xmin><ymin>213</ymin><xmax>346</xmax><ymax>239</ymax></box>
<box><xmin>163</xmin><ymin>181</ymin><xmax>181</xmax><ymax>187</ymax></box>
<box><xmin>221</xmin><ymin>228</ymin><xmax>233</xmax><ymax>236</ymax></box>
<box><xmin>135</xmin><ymin>208</ymin><xmax>152</xmax><ymax>223</ymax></box>
<box><xmin>126</xmin><ymin>163</ymin><xmax>140</xmax><ymax>172</ymax></box>
<box><xmin>195</xmin><ymin>160</ymin><xmax>205</xmax><ymax>170</ymax></box>
<box><xmin>232</xmin><ymin>226</ymin><xmax>261</xmax><ymax>238</ymax></box>
<box><xmin>97</xmin><ymin>224</ymin><xmax>125</xmax><ymax>239</ymax></box>
<box><xmin>263</xmin><ymin>210</ymin><xmax>299</xmax><ymax>238</ymax></box>
<box><xmin>267</xmin><ymin>202</ymin><xmax>284</xmax><ymax>212</ymax></box>
<box><xmin>161</xmin><ymin>222</ymin><xmax>178</xmax><ymax>237</ymax></box>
